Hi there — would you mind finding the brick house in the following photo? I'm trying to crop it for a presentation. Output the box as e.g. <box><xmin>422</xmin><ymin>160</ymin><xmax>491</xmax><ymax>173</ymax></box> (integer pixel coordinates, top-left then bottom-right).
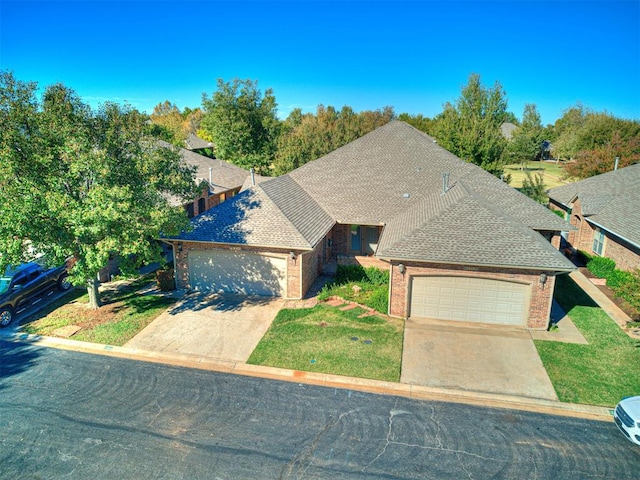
<box><xmin>165</xmin><ymin>122</ymin><xmax>574</xmax><ymax>329</ymax></box>
<box><xmin>547</xmin><ymin>163</ymin><xmax>640</xmax><ymax>272</ymax></box>
<box><xmin>161</xmin><ymin>141</ymin><xmax>251</xmax><ymax>218</ymax></box>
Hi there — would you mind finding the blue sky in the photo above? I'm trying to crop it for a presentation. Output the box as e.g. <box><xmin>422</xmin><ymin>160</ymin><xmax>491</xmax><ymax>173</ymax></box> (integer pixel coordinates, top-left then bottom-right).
<box><xmin>1</xmin><ymin>0</ymin><xmax>639</xmax><ymax>125</ymax></box>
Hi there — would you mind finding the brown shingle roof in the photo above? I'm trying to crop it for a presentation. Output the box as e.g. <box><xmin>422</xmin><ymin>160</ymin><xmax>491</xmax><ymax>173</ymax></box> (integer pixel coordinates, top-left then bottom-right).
<box><xmin>548</xmin><ymin>163</ymin><xmax>640</xmax><ymax>247</ymax></box>
<box><xmin>171</xmin><ymin>121</ymin><xmax>573</xmax><ymax>270</ymax></box>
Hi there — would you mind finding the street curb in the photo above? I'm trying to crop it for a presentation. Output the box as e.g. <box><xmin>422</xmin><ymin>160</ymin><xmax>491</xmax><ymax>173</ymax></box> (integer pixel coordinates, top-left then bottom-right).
<box><xmin>1</xmin><ymin>331</ymin><xmax>614</xmax><ymax>422</ymax></box>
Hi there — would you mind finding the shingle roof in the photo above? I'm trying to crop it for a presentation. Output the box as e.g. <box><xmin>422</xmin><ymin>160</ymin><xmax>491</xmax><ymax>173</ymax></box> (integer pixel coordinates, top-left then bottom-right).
<box><xmin>289</xmin><ymin>121</ymin><xmax>569</xmax><ymax>231</ymax></box>
<box><xmin>185</xmin><ymin>133</ymin><xmax>213</xmax><ymax>150</ymax></box>
<box><xmin>548</xmin><ymin>163</ymin><xmax>640</xmax><ymax>247</ymax></box>
<box><xmin>171</xmin><ymin>121</ymin><xmax>573</xmax><ymax>270</ymax></box>
<box><xmin>167</xmin><ymin>186</ymin><xmax>317</xmax><ymax>249</ymax></box>
<box><xmin>378</xmin><ymin>182</ymin><xmax>575</xmax><ymax>271</ymax></box>
<box><xmin>160</xmin><ymin>141</ymin><xmax>250</xmax><ymax>196</ymax></box>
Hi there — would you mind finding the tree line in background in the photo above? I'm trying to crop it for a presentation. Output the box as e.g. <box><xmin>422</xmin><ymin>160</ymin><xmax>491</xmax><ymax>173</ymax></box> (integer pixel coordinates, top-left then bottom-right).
<box><xmin>152</xmin><ymin>73</ymin><xmax>639</xmax><ymax>183</ymax></box>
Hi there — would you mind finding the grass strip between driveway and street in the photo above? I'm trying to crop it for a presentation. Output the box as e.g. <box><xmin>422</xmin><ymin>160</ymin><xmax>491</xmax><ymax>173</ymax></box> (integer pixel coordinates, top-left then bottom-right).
<box><xmin>534</xmin><ymin>275</ymin><xmax>640</xmax><ymax>407</ymax></box>
<box><xmin>247</xmin><ymin>304</ymin><xmax>404</xmax><ymax>382</ymax></box>
<box><xmin>22</xmin><ymin>274</ymin><xmax>176</xmax><ymax>346</ymax></box>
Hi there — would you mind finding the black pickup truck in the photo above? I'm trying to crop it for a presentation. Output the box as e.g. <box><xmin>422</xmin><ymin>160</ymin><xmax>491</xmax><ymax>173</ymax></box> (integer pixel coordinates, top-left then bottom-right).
<box><xmin>0</xmin><ymin>262</ymin><xmax>71</xmax><ymax>327</ymax></box>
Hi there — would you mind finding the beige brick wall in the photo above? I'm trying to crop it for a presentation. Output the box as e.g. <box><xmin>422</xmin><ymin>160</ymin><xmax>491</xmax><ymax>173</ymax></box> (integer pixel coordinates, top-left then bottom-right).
<box><xmin>603</xmin><ymin>236</ymin><xmax>640</xmax><ymax>272</ymax></box>
<box><xmin>173</xmin><ymin>241</ymin><xmax>300</xmax><ymax>298</ymax></box>
<box><xmin>389</xmin><ymin>262</ymin><xmax>555</xmax><ymax>329</ymax></box>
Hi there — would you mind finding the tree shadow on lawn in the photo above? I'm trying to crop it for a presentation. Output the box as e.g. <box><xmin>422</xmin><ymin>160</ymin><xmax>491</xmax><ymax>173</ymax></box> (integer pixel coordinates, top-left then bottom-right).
<box><xmin>554</xmin><ymin>274</ymin><xmax>598</xmax><ymax>313</ymax></box>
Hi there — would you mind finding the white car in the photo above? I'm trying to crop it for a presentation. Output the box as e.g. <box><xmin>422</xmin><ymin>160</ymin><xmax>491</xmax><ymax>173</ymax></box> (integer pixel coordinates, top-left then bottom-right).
<box><xmin>614</xmin><ymin>396</ymin><xmax>640</xmax><ymax>445</ymax></box>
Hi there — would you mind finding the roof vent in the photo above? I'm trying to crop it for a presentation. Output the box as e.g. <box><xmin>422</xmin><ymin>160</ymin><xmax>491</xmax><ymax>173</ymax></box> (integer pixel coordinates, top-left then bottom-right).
<box><xmin>403</xmin><ymin>193</ymin><xmax>410</xmax><ymax>199</ymax></box>
<box><xmin>442</xmin><ymin>172</ymin><xmax>450</xmax><ymax>194</ymax></box>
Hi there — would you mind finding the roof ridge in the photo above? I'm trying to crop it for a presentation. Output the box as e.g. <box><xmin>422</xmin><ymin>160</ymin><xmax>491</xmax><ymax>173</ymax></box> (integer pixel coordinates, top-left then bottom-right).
<box><xmin>258</xmin><ymin>175</ymin><xmax>334</xmax><ymax>247</ymax></box>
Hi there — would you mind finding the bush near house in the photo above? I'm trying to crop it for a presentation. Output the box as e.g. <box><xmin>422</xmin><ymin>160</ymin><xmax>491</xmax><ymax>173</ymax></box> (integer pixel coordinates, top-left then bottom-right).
<box><xmin>318</xmin><ymin>265</ymin><xmax>390</xmax><ymax>313</ymax></box>
<box><xmin>587</xmin><ymin>256</ymin><xmax>616</xmax><ymax>279</ymax></box>
<box><xmin>586</xmin><ymin>256</ymin><xmax>640</xmax><ymax>314</ymax></box>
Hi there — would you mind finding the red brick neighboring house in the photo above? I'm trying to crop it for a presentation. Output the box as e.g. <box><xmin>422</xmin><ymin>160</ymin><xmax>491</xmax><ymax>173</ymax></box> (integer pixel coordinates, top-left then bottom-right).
<box><xmin>160</xmin><ymin>141</ymin><xmax>251</xmax><ymax>218</ymax></box>
<box><xmin>165</xmin><ymin>122</ymin><xmax>575</xmax><ymax>329</ymax></box>
<box><xmin>548</xmin><ymin>163</ymin><xmax>640</xmax><ymax>272</ymax></box>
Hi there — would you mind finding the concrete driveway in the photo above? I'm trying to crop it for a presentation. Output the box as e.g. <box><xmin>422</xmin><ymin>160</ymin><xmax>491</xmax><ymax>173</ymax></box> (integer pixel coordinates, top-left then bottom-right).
<box><xmin>125</xmin><ymin>292</ymin><xmax>284</xmax><ymax>363</ymax></box>
<box><xmin>401</xmin><ymin>318</ymin><xmax>558</xmax><ymax>401</ymax></box>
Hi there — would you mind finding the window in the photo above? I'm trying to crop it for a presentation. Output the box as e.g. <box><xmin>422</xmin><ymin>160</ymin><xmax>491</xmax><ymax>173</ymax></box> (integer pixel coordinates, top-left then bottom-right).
<box><xmin>350</xmin><ymin>225</ymin><xmax>361</xmax><ymax>251</ymax></box>
<box><xmin>198</xmin><ymin>197</ymin><xmax>206</xmax><ymax>214</ymax></box>
<box><xmin>185</xmin><ymin>203</ymin><xmax>195</xmax><ymax>219</ymax></box>
<box><xmin>593</xmin><ymin>228</ymin><xmax>605</xmax><ymax>256</ymax></box>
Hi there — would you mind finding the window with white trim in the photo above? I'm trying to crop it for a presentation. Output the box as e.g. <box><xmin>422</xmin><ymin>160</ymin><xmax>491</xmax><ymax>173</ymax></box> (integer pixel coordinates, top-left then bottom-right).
<box><xmin>592</xmin><ymin>228</ymin><xmax>605</xmax><ymax>256</ymax></box>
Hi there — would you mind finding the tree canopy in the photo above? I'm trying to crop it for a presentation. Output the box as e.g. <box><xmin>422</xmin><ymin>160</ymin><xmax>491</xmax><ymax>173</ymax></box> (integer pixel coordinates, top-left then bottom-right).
<box><xmin>431</xmin><ymin>73</ymin><xmax>509</xmax><ymax>176</ymax></box>
<box><xmin>273</xmin><ymin>105</ymin><xmax>395</xmax><ymax>175</ymax></box>
<box><xmin>200</xmin><ymin>79</ymin><xmax>280</xmax><ymax>174</ymax></box>
<box><xmin>0</xmin><ymin>71</ymin><xmax>197</xmax><ymax>308</ymax></box>
<box><xmin>149</xmin><ymin>101</ymin><xmax>204</xmax><ymax>147</ymax></box>
<box><xmin>503</xmin><ymin>103</ymin><xmax>544</xmax><ymax>168</ymax></box>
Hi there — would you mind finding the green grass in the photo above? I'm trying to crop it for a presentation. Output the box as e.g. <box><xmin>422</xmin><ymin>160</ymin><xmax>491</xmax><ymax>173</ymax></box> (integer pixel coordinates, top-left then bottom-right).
<box><xmin>318</xmin><ymin>265</ymin><xmax>390</xmax><ymax>313</ymax></box>
<box><xmin>247</xmin><ymin>304</ymin><xmax>404</xmax><ymax>381</ymax></box>
<box><xmin>534</xmin><ymin>275</ymin><xmax>640</xmax><ymax>407</ymax></box>
<box><xmin>504</xmin><ymin>161</ymin><xmax>569</xmax><ymax>189</ymax></box>
<box><xmin>23</xmin><ymin>274</ymin><xmax>176</xmax><ymax>346</ymax></box>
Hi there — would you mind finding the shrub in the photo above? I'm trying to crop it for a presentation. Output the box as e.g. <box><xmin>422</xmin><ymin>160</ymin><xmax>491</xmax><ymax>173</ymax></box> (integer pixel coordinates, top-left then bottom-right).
<box><xmin>334</xmin><ymin>265</ymin><xmax>389</xmax><ymax>286</ymax></box>
<box><xmin>608</xmin><ymin>269</ymin><xmax>640</xmax><ymax>312</ymax></box>
<box><xmin>605</xmin><ymin>269</ymin><xmax>634</xmax><ymax>289</ymax></box>
<box><xmin>366</xmin><ymin>287</ymin><xmax>389</xmax><ymax>314</ymax></box>
<box><xmin>587</xmin><ymin>256</ymin><xmax>616</xmax><ymax>279</ymax></box>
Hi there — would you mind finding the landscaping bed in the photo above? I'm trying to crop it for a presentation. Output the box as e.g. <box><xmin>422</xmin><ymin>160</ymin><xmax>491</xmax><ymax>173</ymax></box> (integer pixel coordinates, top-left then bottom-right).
<box><xmin>21</xmin><ymin>274</ymin><xmax>177</xmax><ymax>346</ymax></box>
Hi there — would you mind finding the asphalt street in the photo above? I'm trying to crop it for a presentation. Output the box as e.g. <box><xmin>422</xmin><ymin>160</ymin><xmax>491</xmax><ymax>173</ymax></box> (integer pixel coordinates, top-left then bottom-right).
<box><xmin>1</xmin><ymin>340</ymin><xmax>638</xmax><ymax>480</ymax></box>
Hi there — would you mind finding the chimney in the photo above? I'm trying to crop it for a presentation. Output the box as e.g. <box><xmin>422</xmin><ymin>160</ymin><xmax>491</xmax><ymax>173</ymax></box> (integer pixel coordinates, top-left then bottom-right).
<box><xmin>614</xmin><ymin>157</ymin><xmax>619</xmax><ymax>171</ymax></box>
<box><xmin>442</xmin><ymin>172</ymin><xmax>450</xmax><ymax>194</ymax></box>
<box><xmin>250</xmin><ymin>168</ymin><xmax>256</xmax><ymax>186</ymax></box>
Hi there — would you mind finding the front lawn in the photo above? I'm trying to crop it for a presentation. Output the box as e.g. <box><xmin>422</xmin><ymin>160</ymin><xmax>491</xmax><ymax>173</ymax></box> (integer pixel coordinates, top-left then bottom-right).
<box><xmin>22</xmin><ymin>274</ymin><xmax>176</xmax><ymax>346</ymax></box>
<box><xmin>534</xmin><ymin>275</ymin><xmax>640</xmax><ymax>407</ymax></box>
<box><xmin>247</xmin><ymin>304</ymin><xmax>404</xmax><ymax>382</ymax></box>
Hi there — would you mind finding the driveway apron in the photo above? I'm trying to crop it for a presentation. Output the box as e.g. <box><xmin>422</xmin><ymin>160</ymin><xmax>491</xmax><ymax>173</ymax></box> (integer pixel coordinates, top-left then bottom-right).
<box><xmin>125</xmin><ymin>292</ymin><xmax>283</xmax><ymax>363</ymax></box>
<box><xmin>402</xmin><ymin>318</ymin><xmax>558</xmax><ymax>401</ymax></box>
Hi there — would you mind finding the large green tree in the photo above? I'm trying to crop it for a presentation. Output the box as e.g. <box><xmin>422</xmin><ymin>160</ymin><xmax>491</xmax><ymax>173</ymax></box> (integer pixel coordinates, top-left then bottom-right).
<box><xmin>201</xmin><ymin>79</ymin><xmax>280</xmax><ymax>174</ymax></box>
<box><xmin>503</xmin><ymin>103</ymin><xmax>545</xmax><ymax>169</ymax></box>
<box><xmin>432</xmin><ymin>73</ymin><xmax>509</xmax><ymax>176</ymax></box>
<box><xmin>273</xmin><ymin>105</ymin><xmax>394</xmax><ymax>175</ymax></box>
<box><xmin>0</xmin><ymin>72</ymin><xmax>197</xmax><ymax>308</ymax></box>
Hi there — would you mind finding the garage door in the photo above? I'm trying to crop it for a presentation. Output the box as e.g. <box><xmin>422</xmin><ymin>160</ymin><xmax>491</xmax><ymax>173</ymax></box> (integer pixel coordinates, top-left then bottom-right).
<box><xmin>409</xmin><ymin>276</ymin><xmax>530</xmax><ymax>325</ymax></box>
<box><xmin>188</xmin><ymin>250</ymin><xmax>287</xmax><ymax>296</ymax></box>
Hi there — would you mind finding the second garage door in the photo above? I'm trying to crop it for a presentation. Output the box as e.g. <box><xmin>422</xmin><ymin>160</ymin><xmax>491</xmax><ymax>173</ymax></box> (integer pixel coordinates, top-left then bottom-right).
<box><xmin>188</xmin><ymin>250</ymin><xmax>287</xmax><ymax>296</ymax></box>
<box><xmin>409</xmin><ymin>276</ymin><xmax>530</xmax><ymax>325</ymax></box>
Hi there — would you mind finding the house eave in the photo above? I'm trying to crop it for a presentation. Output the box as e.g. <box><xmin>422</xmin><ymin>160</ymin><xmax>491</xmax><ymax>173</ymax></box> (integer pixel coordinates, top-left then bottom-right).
<box><xmin>162</xmin><ymin>238</ymin><xmax>314</xmax><ymax>252</ymax></box>
<box><xmin>584</xmin><ymin>218</ymin><xmax>640</xmax><ymax>251</ymax></box>
<box><xmin>376</xmin><ymin>255</ymin><xmax>576</xmax><ymax>273</ymax></box>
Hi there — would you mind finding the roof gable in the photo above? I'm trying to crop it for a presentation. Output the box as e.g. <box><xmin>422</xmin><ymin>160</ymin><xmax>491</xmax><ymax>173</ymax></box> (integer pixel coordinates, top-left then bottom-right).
<box><xmin>548</xmin><ymin>163</ymin><xmax>640</xmax><ymax>245</ymax></box>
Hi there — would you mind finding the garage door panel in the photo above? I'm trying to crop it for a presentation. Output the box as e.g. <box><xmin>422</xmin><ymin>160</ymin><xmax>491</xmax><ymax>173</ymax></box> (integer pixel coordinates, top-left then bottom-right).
<box><xmin>410</xmin><ymin>276</ymin><xmax>530</xmax><ymax>325</ymax></box>
<box><xmin>188</xmin><ymin>250</ymin><xmax>286</xmax><ymax>296</ymax></box>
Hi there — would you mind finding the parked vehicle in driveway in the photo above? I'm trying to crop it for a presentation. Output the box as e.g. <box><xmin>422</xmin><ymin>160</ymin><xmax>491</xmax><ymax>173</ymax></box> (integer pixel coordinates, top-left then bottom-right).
<box><xmin>0</xmin><ymin>262</ymin><xmax>71</xmax><ymax>327</ymax></box>
<box><xmin>614</xmin><ymin>396</ymin><xmax>640</xmax><ymax>445</ymax></box>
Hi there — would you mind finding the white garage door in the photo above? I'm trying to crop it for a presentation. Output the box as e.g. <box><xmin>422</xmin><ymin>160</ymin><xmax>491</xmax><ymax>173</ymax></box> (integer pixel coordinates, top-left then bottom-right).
<box><xmin>188</xmin><ymin>250</ymin><xmax>287</xmax><ymax>296</ymax></box>
<box><xmin>410</xmin><ymin>276</ymin><xmax>530</xmax><ymax>325</ymax></box>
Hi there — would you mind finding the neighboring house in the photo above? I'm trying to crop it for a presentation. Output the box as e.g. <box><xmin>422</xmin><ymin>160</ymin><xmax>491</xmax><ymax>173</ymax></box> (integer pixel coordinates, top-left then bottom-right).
<box><xmin>548</xmin><ymin>163</ymin><xmax>640</xmax><ymax>272</ymax></box>
<box><xmin>160</xmin><ymin>141</ymin><xmax>250</xmax><ymax>218</ymax></box>
<box><xmin>185</xmin><ymin>133</ymin><xmax>214</xmax><ymax>157</ymax></box>
<box><xmin>500</xmin><ymin>122</ymin><xmax>517</xmax><ymax>140</ymax></box>
<box><xmin>165</xmin><ymin>122</ymin><xmax>575</xmax><ymax>329</ymax></box>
